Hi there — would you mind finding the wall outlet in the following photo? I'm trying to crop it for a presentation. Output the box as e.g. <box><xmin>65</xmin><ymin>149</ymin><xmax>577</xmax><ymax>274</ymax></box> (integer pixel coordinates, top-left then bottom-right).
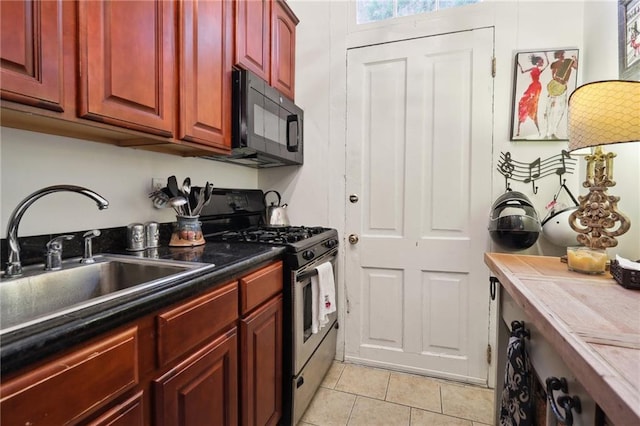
<box><xmin>151</xmin><ymin>178</ymin><xmax>164</xmax><ymax>192</ymax></box>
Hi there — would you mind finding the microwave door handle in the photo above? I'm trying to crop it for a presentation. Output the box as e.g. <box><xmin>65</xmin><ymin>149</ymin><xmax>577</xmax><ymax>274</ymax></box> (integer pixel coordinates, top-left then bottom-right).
<box><xmin>287</xmin><ymin>114</ymin><xmax>300</xmax><ymax>152</ymax></box>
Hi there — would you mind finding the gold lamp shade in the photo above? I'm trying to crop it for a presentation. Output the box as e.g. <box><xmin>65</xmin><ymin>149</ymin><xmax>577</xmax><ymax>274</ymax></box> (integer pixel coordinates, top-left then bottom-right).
<box><xmin>566</xmin><ymin>80</ymin><xmax>640</xmax><ymax>250</ymax></box>
<box><xmin>568</xmin><ymin>80</ymin><xmax>640</xmax><ymax>151</ymax></box>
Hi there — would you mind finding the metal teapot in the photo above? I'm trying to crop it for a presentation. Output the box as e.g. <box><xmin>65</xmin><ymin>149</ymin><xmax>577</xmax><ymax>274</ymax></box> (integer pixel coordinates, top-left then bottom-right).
<box><xmin>264</xmin><ymin>190</ymin><xmax>290</xmax><ymax>226</ymax></box>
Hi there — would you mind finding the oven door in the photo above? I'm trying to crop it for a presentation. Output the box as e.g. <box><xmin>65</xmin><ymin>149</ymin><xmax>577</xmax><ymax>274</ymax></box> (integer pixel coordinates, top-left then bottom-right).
<box><xmin>293</xmin><ymin>251</ymin><xmax>338</xmax><ymax>374</ymax></box>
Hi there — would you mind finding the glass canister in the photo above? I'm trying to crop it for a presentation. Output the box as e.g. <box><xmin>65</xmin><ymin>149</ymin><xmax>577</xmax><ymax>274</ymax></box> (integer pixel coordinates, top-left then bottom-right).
<box><xmin>169</xmin><ymin>215</ymin><xmax>205</xmax><ymax>247</ymax></box>
<box><xmin>567</xmin><ymin>246</ymin><xmax>608</xmax><ymax>274</ymax></box>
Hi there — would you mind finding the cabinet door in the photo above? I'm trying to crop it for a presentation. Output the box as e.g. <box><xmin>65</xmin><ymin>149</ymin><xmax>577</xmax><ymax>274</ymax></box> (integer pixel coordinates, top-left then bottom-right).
<box><xmin>270</xmin><ymin>0</ymin><xmax>297</xmax><ymax>101</ymax></box>
<box><xmin>235</xmin><ymin>0</ymin><xmax>270</xmax><ymax>81</ymax></box>
<box><xmin>241</xmin><ymin>295</ymin><xmax>283</xmax><ymax>426</ymax></box>
<box><xmin>154</xmin><ymin>330</ymin><xmax>238</xmax><ymax>426</ymax></box>
<box><xmin>178</xmin><ymin>0</ymin><xmax>232</xmax><ymax>150</ymax></box>
<box><xmin>0</xmin><ymin>0</ymin><xmax>64</xmax><ymax>111</ymax></box>
<box><xmin>78</xmin><ymin>0</ymin><xmax>175</xmax><ymax>137</ymax></box>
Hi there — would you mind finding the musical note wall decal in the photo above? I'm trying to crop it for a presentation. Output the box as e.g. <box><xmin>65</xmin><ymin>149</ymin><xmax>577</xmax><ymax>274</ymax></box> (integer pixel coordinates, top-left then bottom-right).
<box><xmin>497</xmin><ymin>150</ymin><xmax>576</xmax><ymax>193</ymax></box>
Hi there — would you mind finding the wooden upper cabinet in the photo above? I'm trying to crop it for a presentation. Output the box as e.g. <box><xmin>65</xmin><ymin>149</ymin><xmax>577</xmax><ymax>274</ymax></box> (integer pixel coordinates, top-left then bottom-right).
<box><xmin>0</xmin><ymin>0</ymin><xmax>65</xmax><ymax>111</ymax></box>
<box><xmin>178</xmin><ymin>0</ymin><xmax>232</xmax><ymax>150</ymax></box>
<box><xmin>235</xmin><ymin>0</ymin><xmax>271</xmax><ymax>82</ymax></box>
<box><xmin>270</xmin><ymin>0</ymin><xmax>297</xmax><ymax>100</ymax></box>
<box><xmin>235</xmin><ymin>0</ymin><xmax>298</xmax><ymax>100</ymax></box>
<box><xmin>78</xmin><ymin>0</ymin><xmax>175</xmax><ymax>137</ymax></box>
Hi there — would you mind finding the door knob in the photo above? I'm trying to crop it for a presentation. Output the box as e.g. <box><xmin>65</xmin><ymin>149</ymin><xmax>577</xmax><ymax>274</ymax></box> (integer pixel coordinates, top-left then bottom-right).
<box><xmin>349</xmin><ymin>194</ymin><xmax>359</xmax><ymax>203</ymax></box>
<box><xmin>348</xmin><ymin>234</ymin><xmax>359</xmax><ymax>244</ymax></box>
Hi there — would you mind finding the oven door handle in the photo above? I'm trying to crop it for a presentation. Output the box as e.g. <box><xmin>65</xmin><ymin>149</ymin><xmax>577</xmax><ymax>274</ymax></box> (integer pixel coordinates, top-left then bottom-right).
<box><xmin>297</xmin><ymin>269</ymin><xmax>318</xmax><ymax>281</ymax></box>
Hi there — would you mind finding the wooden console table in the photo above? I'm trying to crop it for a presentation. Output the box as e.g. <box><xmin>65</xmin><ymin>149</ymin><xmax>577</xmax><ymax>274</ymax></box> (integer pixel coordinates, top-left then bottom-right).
<box><xmin>485</xmin><ymin>253</ymin><xmax>640</xmax><ymax>426</ymax></box>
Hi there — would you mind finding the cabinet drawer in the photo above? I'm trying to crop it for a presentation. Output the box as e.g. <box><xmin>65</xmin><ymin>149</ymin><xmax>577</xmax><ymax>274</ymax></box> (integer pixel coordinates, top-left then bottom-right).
<box><xmin>0</xmin><ymin>327</ymin><xmax>138</xmax><ymax>425</ymax></box>
<box><xmin>240</xmin><ymin>261</ymin><xmax>283</xmax><ymax>315</ymax></box>
<box><xmin>157</xmin><ymin>281</ymin><xmax>238</xmax><ymax>367</ymax></box>
<box><xmin>87</xmin><ymin>391</ymin><xmax>144</xmax><ymax>426</ymax></box>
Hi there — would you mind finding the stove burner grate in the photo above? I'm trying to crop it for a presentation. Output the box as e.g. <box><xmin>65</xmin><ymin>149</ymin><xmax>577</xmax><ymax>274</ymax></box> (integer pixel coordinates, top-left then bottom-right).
<box><xmin>217</xmin><ymin>226</ymin><xmax>329</xmax><ymax>244</ymax></box>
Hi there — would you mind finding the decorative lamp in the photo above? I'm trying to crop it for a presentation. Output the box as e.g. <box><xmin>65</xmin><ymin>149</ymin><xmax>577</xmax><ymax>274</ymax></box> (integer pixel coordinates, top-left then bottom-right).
<box><xmin>565</xmin><ymin>80</ymin><xmax>640</xmax><ymax>272</ymax></box>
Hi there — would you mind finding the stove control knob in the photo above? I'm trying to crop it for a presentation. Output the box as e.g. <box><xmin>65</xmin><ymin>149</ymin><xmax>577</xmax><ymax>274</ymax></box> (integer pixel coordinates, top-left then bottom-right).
<box><xmin>303</xmin><ymin>250</ymin><xmax>315</xmax><ymax>260</ymax></box>
<box><xmin>324</xmin><ymin>239</ymin><xmax>338</xmax><ymax>248</ymax></box>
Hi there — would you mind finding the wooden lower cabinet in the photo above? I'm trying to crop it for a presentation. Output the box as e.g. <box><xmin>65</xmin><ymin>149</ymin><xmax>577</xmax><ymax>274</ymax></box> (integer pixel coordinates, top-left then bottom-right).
<box><xmin>239</xmin><ymin>260</ymin><xmax>284</xmax><ymax>426</ymax></box>
<box><xmin>241</xmin><ymin>295</ymin><xmax>284</xmax><ymax>426</ymax></box>
<box><xmin>0</xmin><ymin>262</ymin><xmax>285</xmax><ymax>426</ymax></box>
<box><xmin>154</xmin><ymin>329</ymin><xmax>239</xmax><ymax>426</ymax></box>
<box><xmin>0</xmin><ymin>327</ymin><xmax>139</xmax><ymax>425</ymax></box>
<box><xmin>87</xmin><ymin>391</ymin><xmax>145</xmax><ymax>426</ymax></box>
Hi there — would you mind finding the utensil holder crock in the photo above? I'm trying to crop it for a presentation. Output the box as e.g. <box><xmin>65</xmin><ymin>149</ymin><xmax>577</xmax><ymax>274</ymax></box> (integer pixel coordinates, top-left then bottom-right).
<box><xmin>169</xmin><ymin>215</ymin><xmax>205</xmax><ymax>247</ymax></box>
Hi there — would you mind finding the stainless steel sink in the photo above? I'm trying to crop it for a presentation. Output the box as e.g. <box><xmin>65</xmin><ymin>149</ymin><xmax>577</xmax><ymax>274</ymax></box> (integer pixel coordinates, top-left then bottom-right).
<box><xmin>0</xmin><ymin>255</ymin><xmax>213</xmax><ymax>334</ymax></box>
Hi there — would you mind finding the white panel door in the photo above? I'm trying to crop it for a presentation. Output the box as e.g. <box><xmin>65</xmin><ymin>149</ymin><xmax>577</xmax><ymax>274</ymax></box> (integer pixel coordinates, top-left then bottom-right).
<box><xmin>345</xmin><ymin>28</ymin><xmax>494</xmax><ymax>384</ymax></box>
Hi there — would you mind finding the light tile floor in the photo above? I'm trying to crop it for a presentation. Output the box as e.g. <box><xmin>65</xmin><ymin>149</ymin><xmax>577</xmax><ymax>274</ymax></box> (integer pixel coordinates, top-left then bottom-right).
<box><xmin>299</xmin><ymin>362</ymin><xmax>495</xmax><ymax>426</ymax></box>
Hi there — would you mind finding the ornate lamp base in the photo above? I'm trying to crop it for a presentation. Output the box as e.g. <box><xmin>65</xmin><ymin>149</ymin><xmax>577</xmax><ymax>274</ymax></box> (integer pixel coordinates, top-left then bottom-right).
<box><xmin>568</xmin><ymin>146</ymin><xmax>630</xmax><ymax>250</ymax></box>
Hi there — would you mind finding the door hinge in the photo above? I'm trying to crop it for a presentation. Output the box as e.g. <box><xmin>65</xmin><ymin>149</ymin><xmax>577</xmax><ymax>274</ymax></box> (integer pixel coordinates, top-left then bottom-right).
<box><xmin>491</xmin><ymin>57</ymin><xmax>496</xmax><ymax>77</ymax></box>
<box><xmin>346</xmin><ymin>298</ymin><xmax>351</xmax><ymax>314</ymax></box>
<box><xmin>486</xmin><ymin>344</ymin><xmax>492</xmax><ymax>364</ymax></box>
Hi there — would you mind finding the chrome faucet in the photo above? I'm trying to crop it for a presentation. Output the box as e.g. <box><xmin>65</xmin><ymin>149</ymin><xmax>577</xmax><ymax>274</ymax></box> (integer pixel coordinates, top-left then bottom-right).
<box><xmin>4</xmin><ymin>185</ymin><xmax>109</xmax><ymax>277</ymax></box>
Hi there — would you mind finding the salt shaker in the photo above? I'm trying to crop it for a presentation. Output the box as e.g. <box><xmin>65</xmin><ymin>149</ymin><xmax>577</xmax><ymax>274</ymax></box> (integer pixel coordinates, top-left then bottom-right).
<box><xmin>126</xmin><ymin>223</ymin><xmax>145</xmax><ymax>251</ymax></box>
<box><xmin>145</xmin><ymin>221</ymin><xmax>159</xmax><ymax>248</ymax></box>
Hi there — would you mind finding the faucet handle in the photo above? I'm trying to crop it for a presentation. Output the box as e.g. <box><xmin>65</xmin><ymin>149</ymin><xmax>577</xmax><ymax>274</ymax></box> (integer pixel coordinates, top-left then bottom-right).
<box><xmin>45</xmin><ymin>234</ymin><xmax>74</xmax><ymax>271</ymax></box>
<box><xmin>80</xmin><ymin>230</ymin><xmax>101</xmax><ymax>264</ymax></box>
<box><xmin>46</xmin><ymin>234</ymin><xmax>75</xmax><ymax>251</ymax></box>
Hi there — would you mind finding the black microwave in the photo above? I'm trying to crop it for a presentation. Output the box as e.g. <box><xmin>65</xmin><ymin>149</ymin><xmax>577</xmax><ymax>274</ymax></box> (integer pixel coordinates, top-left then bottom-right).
<box><xmin>211</xmin><ymin>69</ymin><xmax>303</xmax><ymax>168</ymax></box>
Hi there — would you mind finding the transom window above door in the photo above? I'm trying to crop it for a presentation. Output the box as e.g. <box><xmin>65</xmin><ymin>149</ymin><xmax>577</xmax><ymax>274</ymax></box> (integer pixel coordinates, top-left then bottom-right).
<box><xmin>356</xmin><ymin>0</ymin><xmax>482</xmax><ymax>24</ymax></box>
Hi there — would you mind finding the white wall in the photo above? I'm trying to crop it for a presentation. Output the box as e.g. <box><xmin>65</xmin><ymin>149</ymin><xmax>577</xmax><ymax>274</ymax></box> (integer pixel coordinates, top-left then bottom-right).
<box><xmin>271</xmin><ymin>0</ymin><xmax>639</xmax><ymax>260</ymax></box>
<box><xmin>0</xmin><ymin>128</ymin><xmax>257</xmax><ymax>236</ymax></box>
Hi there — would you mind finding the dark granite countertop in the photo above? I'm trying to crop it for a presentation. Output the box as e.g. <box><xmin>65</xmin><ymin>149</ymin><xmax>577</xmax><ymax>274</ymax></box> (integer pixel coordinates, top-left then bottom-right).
<box><xmin>0</xmin><ymin>242</ymin><xmax>286</xmax><ymax>376</ymax></box>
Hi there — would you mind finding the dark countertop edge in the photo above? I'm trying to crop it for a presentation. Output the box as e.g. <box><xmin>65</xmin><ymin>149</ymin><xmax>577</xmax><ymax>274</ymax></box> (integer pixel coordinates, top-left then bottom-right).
<box><xmin>0</xmin><ymin>246</ymin><xmax>286</xmax><ymax>376</ymax></box>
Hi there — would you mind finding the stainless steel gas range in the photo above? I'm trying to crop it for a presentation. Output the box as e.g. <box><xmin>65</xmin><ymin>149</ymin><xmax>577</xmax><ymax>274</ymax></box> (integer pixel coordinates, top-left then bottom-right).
<box><xmin>199</xmin><ymin>188</ymin><xmax>339</xmax><ymax>425</ymax></box>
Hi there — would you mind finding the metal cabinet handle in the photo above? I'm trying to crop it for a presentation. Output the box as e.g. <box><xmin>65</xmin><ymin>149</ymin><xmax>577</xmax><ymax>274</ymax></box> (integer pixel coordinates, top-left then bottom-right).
<box><xmin>510</xmin><ymin>320</ymin><xmax>530</xmax><ymax>339</ymax></box>
<box><xmin>546</xmin><ymin>377</ymin><xmax>582</xmax><ymax>426</ymax></box>
<box><xmin>348</xmin><ymin>234</ymin><xmax>359</xmax><ymax>244</ymax></box>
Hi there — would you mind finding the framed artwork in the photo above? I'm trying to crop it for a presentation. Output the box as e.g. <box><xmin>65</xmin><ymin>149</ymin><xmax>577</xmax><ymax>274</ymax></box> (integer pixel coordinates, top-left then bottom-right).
<box><xmin>619</xmin><ymin>0</ymin><xmax>640</xmax><ymax>81</ymax></box>
<box><xmin>510</xmin><ymin>49</ymin><xmax>579</xmax><ymax>141</ymax></box>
